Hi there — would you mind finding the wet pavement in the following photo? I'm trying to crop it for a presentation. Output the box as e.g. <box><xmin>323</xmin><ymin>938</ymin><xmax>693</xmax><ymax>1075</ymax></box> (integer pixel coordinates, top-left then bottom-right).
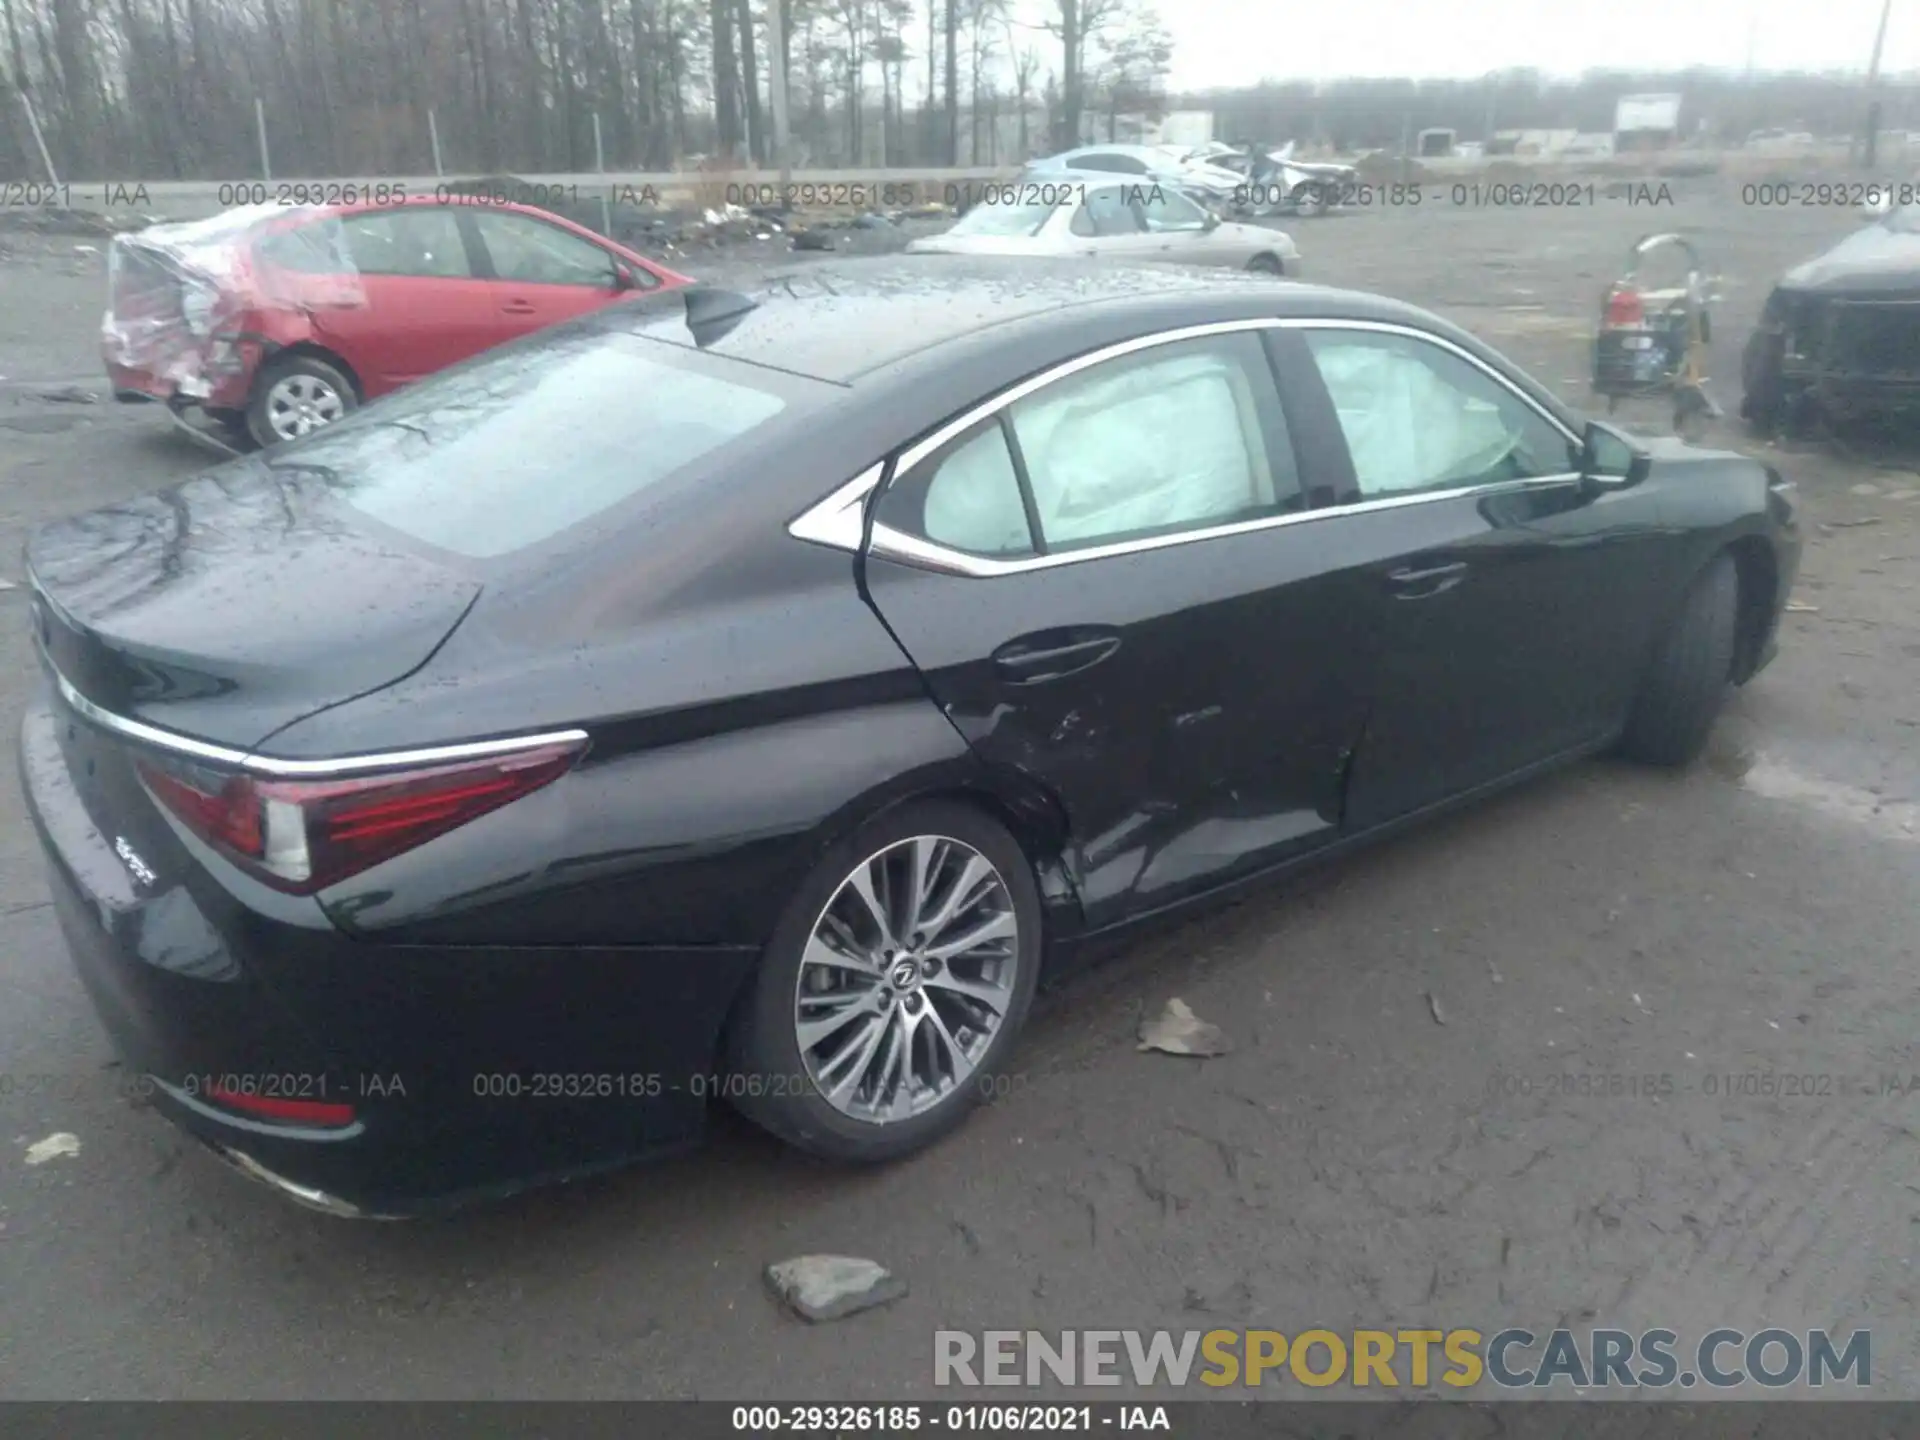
<box><xmin>0</xmin><ymin>183</ymin><xmax>1916</xmax><ymax>1400</ymax></box>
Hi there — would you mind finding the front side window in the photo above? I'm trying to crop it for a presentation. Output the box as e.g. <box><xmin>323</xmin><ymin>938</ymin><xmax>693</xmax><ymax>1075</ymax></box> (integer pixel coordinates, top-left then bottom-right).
<box><xmin>473</xmin><ymin>211</ymin><xmax>623</xmax><ymax>287</ymax></box>
<box><xmin>1302</xmin><ymin>330</ymin><xmax>1577</xmax><ymax>500</ymax></box>
<box><xmin>1138</xmin><ymin>188</ymin><xmax>1208</xmax><ymax>232</ymax></box>
<box><xmin>1071</xmin><ymin>189</ymin><xmax>1144</xmax><ymax>238</ymax></box>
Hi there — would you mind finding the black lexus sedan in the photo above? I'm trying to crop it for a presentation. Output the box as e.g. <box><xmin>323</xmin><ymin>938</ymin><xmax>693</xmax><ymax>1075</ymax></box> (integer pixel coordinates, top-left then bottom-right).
<box><xmin>22</xmin><ymin>256</ymin><xmax>1801</xmax><ymax>1216</ymax></box>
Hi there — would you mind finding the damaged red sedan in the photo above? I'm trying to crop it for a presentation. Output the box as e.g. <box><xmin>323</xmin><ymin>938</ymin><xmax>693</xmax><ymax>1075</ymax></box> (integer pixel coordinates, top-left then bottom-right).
<box><xmin>103</xmin><ymin>196</ymin><xmax>691</xmax><ymax>447</ymax></box>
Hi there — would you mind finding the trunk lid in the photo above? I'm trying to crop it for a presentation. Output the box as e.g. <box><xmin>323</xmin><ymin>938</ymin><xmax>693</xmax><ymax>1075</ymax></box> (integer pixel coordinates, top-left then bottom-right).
<box><xmin>29</xmin><ymin>457</ymin><xmax>482</xmax><ymax>754</ymax></box>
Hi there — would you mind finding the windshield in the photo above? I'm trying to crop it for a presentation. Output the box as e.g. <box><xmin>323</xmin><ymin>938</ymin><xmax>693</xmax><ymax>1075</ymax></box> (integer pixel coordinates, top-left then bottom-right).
<box><xmin>949</xmin><ymin>198</ymin><xmax>1061</xmax><ymax>238</ymax></box>
<box><xmin>262</xmin><ymin>329</ymin><xmax>795</xmax><ymax>558</ymax></box>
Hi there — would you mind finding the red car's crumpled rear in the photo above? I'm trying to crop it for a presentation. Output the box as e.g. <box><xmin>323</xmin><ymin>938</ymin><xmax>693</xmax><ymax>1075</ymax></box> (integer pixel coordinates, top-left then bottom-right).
<box><xmin>102</xmin><ymin>203</ymin><xmax>360</xmax><ymax>405</ymax></box>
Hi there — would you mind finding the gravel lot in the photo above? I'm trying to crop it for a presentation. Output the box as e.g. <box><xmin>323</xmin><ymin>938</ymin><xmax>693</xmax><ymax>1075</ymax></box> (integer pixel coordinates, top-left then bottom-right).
<box><xmin>1</xmin><ymin>183</ymin><xmax>1917</xmax><ymax>1401</ymax></box>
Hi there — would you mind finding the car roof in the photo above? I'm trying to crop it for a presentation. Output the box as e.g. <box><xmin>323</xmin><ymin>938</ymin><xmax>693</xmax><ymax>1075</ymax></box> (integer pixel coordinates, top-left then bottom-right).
<box><xmin>1062</xmin><ymin>143</ymin><xmax>1164</xmax><ymax>158</ymax></box>
<box><xmin>619</xmin><ymin>254</ymin><xmax>1460</xmax><ymax>384</ymax></box>
<box><xmin>1022</xmin><ymin>174</ymin><xmax>1176</xmax><ymax>200</ymax></box>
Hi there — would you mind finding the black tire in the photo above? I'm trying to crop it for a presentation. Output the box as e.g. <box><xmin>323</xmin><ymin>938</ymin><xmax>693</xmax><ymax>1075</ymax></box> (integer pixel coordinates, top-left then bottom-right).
<box><xmin>724</xmin><ymin>799</ymin><xmax>1044</xmax><ymax>1163</ymax></box>
<box><xmin>205</xmin><ymin>407</ymin><xmax>258</xmax><ymax>452</ymax></box>
<box><xmin>1618</xmin><ymin>554</ymin><xmax>1739</xmax><ymax>766</ymax></box>
<box><xmin>1246</xmin><ymin>252</ymin><xmax>1285</xmax><ymax>275</ymax></box>
<box><xmin>246</xmin><ymin>353</ymin><xmax>357</xmax><ymax>448</ymax></box>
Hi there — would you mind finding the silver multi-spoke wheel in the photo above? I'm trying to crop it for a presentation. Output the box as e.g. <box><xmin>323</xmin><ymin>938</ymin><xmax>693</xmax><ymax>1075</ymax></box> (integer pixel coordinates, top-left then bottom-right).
<box><xmin>794</xmin><ymin>834</ymin><xmax>1020</xmax><ymax>1125</ymax></box>
<box><xmin>264</xmin><ymin>372</ymin><xmax>347</xmax><ymax>440</ymax></box>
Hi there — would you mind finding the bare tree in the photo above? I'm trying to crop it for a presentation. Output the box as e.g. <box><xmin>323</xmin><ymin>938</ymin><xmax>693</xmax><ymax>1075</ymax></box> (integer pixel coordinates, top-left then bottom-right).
<box><xmin>1007</xmin><ymin>25</ymin><xmax>1041</xmax><ymax>161</ymax></box>
<box><xmin>736</xmin><ymin>0</ymin><xmax>762</xmax><ymax>161</ymax></box>
<box><xmin>1041</xmin><ymin>0</ymin><xmax>1127</xmax><ymax>150</ymax></box>
<box><xmin>710</xmin><ymin>0</ymin><xmax>742</xmax><ymax>156</ymax></box>
<box><xmin>962</xmin><ymin>0</ymin><xmax>1002</xmax><ymax>163</ymax></box>
<box><xmin>1090</xmin><ymin>4</ymin><xmax>1169</xmax><ymax>142</ymax></box>
<box><xmin>941</xmin><ymin>0</ymin><xmax>957</xmax><ymax>164</ymax></box>
<box><xmin>829</xmin><ymin>0</ymin><xmax>866</xmax><ymax>161</ymax></box>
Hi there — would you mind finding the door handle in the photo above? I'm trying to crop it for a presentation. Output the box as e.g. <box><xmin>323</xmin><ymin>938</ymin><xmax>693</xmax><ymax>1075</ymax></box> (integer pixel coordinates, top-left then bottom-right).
<box><xmin>991</xmin><ymin>631</ymin><xmax>1122</xmax><ymax>684</ymax></box>
<box><xmin>501</xmin><ymin>300</ymin><xmax>537</xmax><ymax>315</ymax></box>
<box><xmin>1385</xmin><ymin>561</ymin><xmax>1468</xmax><ymax>599</ymax></box>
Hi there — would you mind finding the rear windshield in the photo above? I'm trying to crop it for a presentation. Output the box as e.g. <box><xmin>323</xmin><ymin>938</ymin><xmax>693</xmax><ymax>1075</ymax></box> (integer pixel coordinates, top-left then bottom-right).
<box><xmin>262</xmin><ymin>329</ymin><xmax>800</xmax><ymax>558</ymax></box>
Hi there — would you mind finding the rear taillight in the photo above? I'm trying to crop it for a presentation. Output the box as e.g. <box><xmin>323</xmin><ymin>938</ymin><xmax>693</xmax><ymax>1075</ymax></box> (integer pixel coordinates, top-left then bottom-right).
<box><xmin>137</xmin><ymin>740</ymin><xmax>584</xmax><ymax>894</ymax></box>
<box><xmin>204</xmin><ymin>1085</ymin><xmax>356</xmax><ymax>1128</ymax></box>
<box><xmin>1604</xmin><ymin>285</ymin><xmax>1645</xmax><ymax>326</ymax></box>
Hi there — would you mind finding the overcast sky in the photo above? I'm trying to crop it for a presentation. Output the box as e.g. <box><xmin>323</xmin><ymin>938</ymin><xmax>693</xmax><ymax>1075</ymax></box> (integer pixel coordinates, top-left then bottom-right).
<box><xmin>1150</xmin><ymin>0</ymin><xmax>1915</xmax><ymax>90</ymax></box>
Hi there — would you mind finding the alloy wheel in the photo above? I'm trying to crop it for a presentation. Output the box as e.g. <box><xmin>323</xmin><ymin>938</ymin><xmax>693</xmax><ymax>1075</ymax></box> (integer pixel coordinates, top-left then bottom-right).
<box><xmin>264</xmin><ymin>373</ymin><xmax>347</xmax><ymax>440</ymax></box>
<box><xmin>793</xmin><ymin>834</ymin><xmax>1020</xmax><ymax>1124</ymax></box>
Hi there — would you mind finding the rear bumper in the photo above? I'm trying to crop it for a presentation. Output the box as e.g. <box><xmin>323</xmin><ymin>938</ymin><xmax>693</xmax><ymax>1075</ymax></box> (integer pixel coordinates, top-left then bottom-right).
<box><xmin>22</xmin><ymin>692</ymin><xmax>759</xmax><ymax>1216</ymax></box>
<box><xmin>104</xmin><ymin>354</ymin><xmax>254</xmax><ymax>413</ymax></box>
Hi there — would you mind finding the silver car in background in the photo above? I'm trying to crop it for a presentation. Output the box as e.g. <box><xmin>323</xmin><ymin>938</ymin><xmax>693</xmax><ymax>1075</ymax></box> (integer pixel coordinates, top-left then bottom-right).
<box><xmin>905</xmin><ymin>178</ymin><xmax>1299</xmax><ymax>274</ymax></box>
<box><xmin>1022</xmin><ymin>144</ymin><xmax>1247</xmax><ymax>208</ymax></box>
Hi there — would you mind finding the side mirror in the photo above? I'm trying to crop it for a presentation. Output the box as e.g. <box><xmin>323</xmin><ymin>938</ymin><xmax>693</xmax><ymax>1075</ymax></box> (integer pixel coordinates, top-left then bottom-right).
<box><xmin>1202</xmin><ymin>210</ymin><xmax>1221</xmax><ymax>231</ymax></box>
<box><xmin>1578</xmin><ymin>418</ymin><xmax>1651</xmax><ymax>493</ymax></box>
<box><xmin>613</xmin><ymin>263</ymin><xmax>640</xmax><ymax>291</ymax></box>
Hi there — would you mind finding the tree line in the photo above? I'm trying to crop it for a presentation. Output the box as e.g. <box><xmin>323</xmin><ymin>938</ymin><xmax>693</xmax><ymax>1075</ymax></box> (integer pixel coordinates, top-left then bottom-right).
<box><xmin>0</xmin><ymin>0</ymin><xmax>1908</xmax><ymax>186</ymax></box>
<box><xmin>0</xmin><ymin>0</ymin><xmax>1171</xmax><ymax>180</ymax></box>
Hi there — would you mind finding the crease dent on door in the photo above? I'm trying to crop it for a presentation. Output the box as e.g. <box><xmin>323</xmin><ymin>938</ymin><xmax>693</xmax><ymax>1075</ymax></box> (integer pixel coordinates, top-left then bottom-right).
<box><xmin>857</xmin><ymin>327</ymin><xmax>1373</xmax><ymax>931</ymax></box>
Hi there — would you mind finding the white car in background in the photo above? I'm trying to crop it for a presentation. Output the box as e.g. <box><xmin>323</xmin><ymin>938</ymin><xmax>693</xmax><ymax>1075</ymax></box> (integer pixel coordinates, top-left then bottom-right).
<box><xmin>906</xmin><ymin>178</ymin><xmax>1300</xmax><ymax>274</ymax></box>
<box><xmin>1022</xmin><ymin>144</ymin><xmax>1247</xmax><ymax>207</ymax></box>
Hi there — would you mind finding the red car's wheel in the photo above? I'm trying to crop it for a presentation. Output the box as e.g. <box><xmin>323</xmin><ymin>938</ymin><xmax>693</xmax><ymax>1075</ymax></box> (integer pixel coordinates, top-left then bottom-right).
<box><xmin>247</xmin><ymin>355</ymin><xmax>358</xmax><ymax>447</ymax></box>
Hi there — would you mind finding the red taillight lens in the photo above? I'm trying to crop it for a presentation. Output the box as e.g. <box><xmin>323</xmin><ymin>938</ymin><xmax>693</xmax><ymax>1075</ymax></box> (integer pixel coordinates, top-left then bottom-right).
<box><xmin>137</xmin><ymin>739</ymin><xmax>584</xmax><ymax>894</ymax></box>
<box><xmin>1605</xmin><ymin>285</ymin><xmax>1645</xmax><ymax>326</ymax></box>
<box><xmin>204</xmin><ymin>1085</ymin><xmax>356</xmax><ymax>1128</ymax></box>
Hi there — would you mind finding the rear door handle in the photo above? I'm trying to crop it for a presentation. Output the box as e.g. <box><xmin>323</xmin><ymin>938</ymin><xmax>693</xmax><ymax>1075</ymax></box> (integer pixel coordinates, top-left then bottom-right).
<box><xmin>502</xmin><ymin>300</ymin><xmax>537</xmax><ymax>315</ymax></box>
<box><xmin>1386</xmin><ymin>561</ymin><xmax>1468</xmax><ymax>598</ymax></box>
<box><xmin>991</xmin><ymin>630</ymin><xmax>1122</xmax><ymax>684</ymax></box>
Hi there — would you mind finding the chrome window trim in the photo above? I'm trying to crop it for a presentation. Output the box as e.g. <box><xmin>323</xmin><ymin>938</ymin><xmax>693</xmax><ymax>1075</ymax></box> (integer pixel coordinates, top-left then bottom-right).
<box><xmin>46</xmin><ymin>661</ymin><xmax>589</xmax><ymax>779</ymax></box>
<box><xmin>868</xmin><ymin>472</ymin><xmax>1583</xmax><ymax>579</ymax></box>
<box><xmin>786</xmin><ymin>462</ymin><xmax>885</xmax><ymax>551</ymax></box>
<box><xmin>782</xmin><ymin>315</ymin><xmax>1585</xmax><ymax>575</ymax></box>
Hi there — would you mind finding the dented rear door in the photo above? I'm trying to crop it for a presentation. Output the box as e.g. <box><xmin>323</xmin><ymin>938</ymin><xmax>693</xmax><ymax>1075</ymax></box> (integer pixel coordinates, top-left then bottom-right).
<box><xmin>860</xmin><ymin>327</ymin><xmax>1377</xmax><ymax>931</ymax></box>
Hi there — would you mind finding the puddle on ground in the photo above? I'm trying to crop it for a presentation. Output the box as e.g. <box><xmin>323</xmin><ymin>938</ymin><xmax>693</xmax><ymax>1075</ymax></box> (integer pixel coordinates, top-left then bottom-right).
<box><xmin>1709</xmin><ymin>736</ymin><xmax>1918</xmax><ymax>844</ymax></box>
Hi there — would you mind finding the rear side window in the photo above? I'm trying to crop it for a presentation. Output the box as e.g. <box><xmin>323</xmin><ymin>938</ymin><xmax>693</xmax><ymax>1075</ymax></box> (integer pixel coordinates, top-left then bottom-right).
<box><xmin>264</xmin><ymin>334</ymin><xmax>799</xmax><ymax>558</ymax></box>
<box><xmin>884</xmin><ymin>422</ymin><xmax>1036</xmax><ymax>559</ymax></box>
<box><xmin>874</xmin><ymin>332</ymin><xmax>1300</xmax><ymax>558</ymax></box>
<box><xmin>256</xmin><ymin>219</ymin><xmax>356</xmax><ymax>275</ymax></box>
<box><xmin>341</xmin><ymin>209</ymin><xmax>471</xmax><ymax>278</ymax></box>
<box><xmin>1010</xmin><ymin>335</ymin><xmax>1298</xmax><ymax>550</ymax></box>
